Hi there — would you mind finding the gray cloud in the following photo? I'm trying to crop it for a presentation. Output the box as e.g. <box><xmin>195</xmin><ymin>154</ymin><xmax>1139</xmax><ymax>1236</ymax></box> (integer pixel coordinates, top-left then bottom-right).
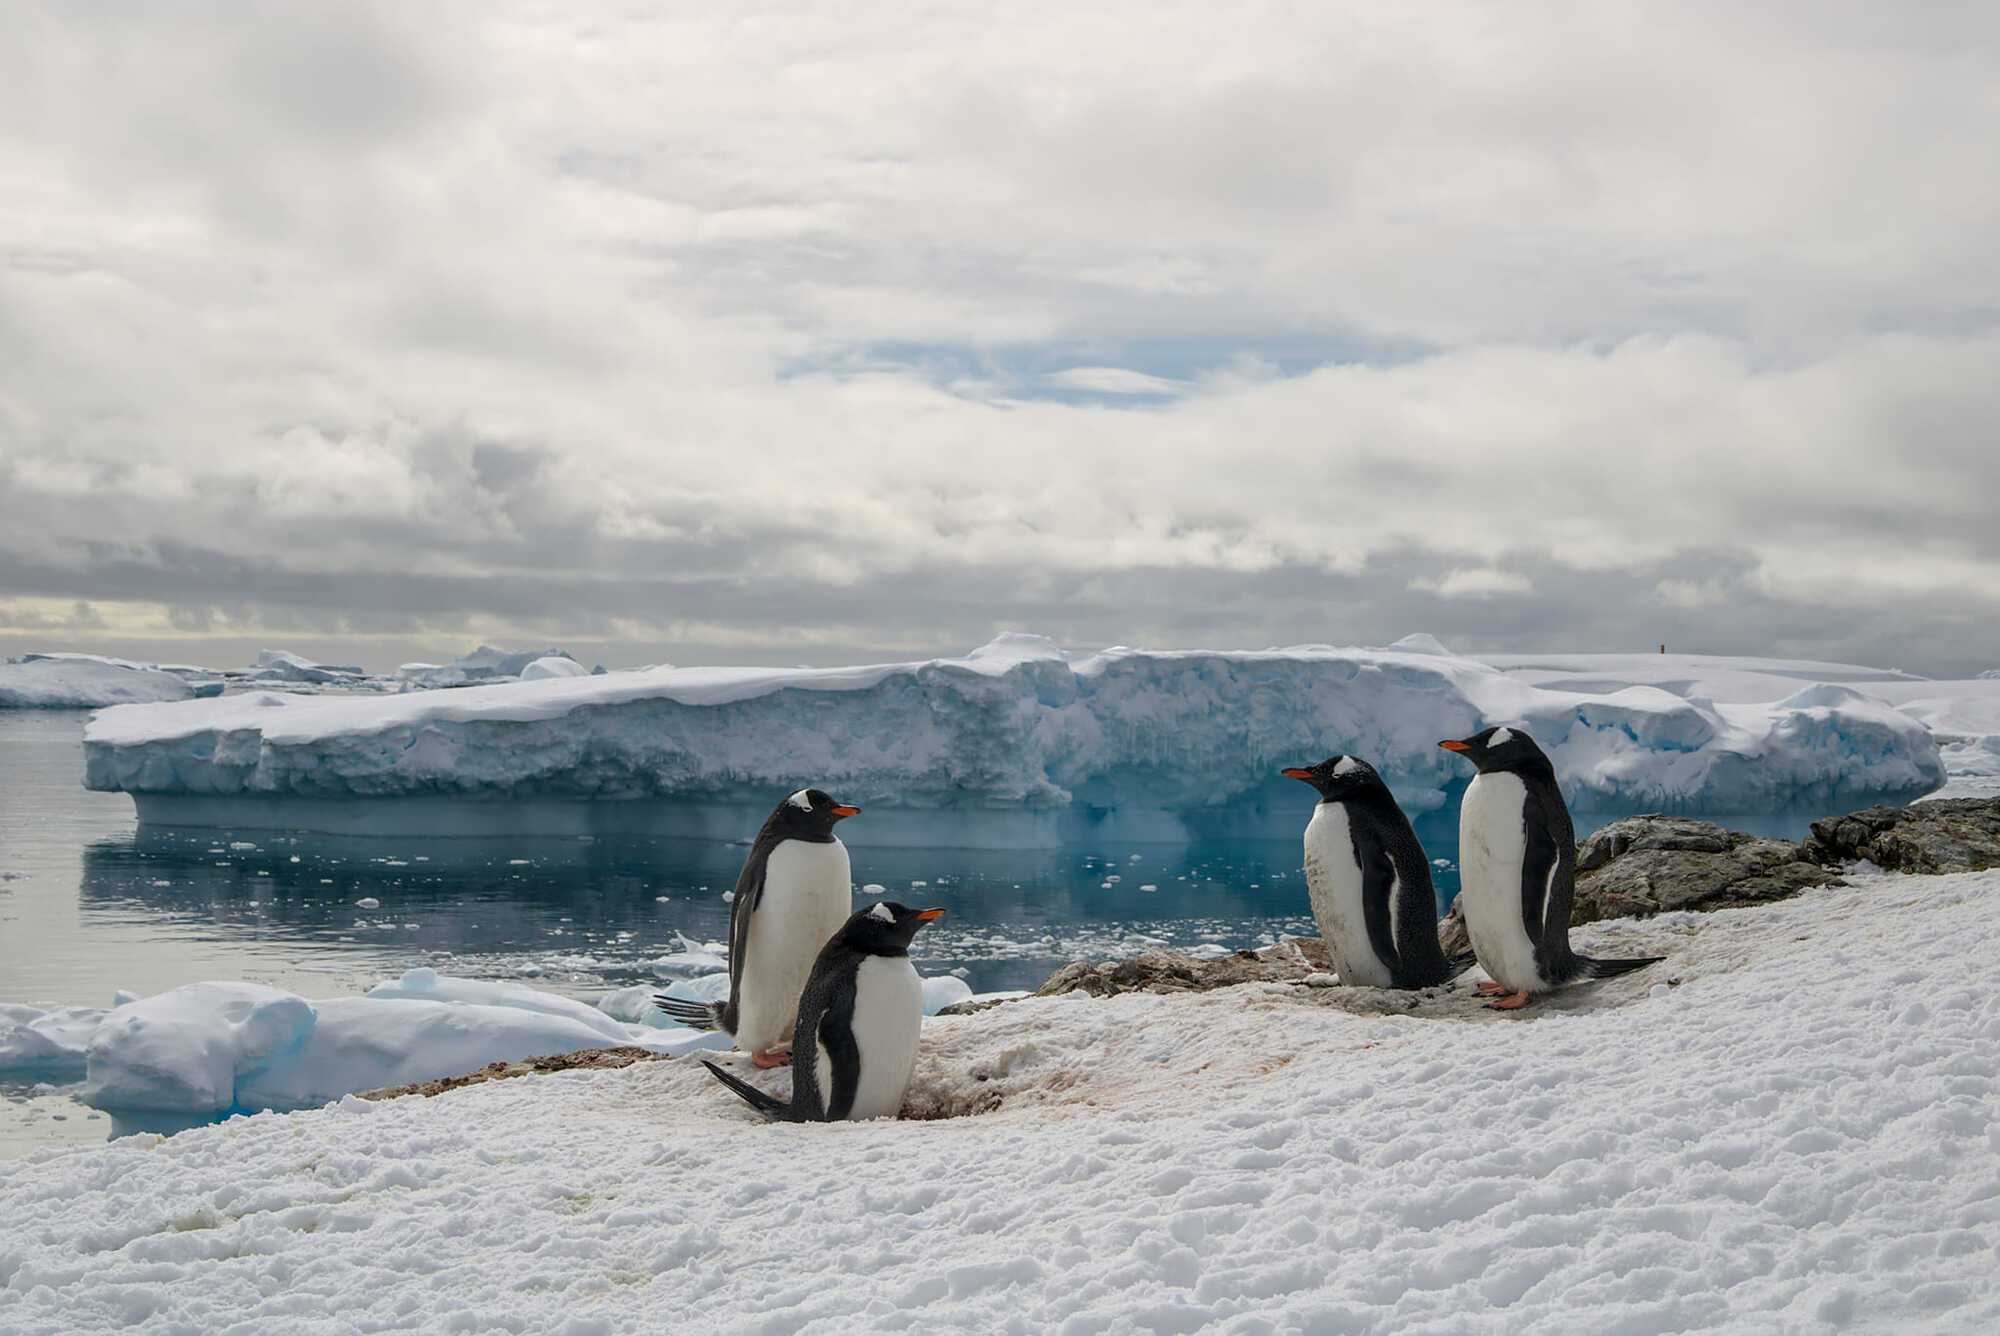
<box><xmin>2</xmin><ymin>3</ymin><xmax>1998</xmax><ymax>677</ymax></box>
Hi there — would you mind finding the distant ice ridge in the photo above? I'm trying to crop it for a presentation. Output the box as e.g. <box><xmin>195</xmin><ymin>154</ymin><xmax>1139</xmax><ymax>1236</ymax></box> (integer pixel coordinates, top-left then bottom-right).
<box><xmin>0</xmin><ymin>654</ymin><xmax>194</xmax><ymax>709</ymax></box>
<box><xmin>80</xmin><ymin>634</ymin><xmax>1948</xmax><ymax>843</ymax></box>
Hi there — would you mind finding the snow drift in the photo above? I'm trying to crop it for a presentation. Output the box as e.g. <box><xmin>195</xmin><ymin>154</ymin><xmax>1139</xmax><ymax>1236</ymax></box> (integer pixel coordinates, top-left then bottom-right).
<box><xmin>79</xmin><ymin>634</ymin><xmax>1945</xmax><ymax>843</ymax></box>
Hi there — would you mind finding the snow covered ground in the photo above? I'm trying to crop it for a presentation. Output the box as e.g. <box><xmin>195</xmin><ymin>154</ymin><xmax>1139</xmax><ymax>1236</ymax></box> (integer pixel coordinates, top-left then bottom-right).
<box><xmin>3</xmin><ymin>869</ymin><xmax>1996</xmax><ymax>1333</ymax></box>
<box><xmin>79</xmin><ymin>635</ymin><xmax>1948</xmax><ymax>844</ymax></box>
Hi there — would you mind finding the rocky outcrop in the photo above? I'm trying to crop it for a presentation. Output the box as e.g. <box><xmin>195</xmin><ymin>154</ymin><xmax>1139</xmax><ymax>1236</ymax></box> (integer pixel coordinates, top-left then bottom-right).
<box><xmin>1569</xmin><ymin>815</ymin><xmax>1844</xmax><ymax>923</ymax></box>
<box><xmin>1034</xmin><ymin>939</ymin><xmax>1331</xmax><ymax>999</ymax></box>
<box><xmin>1803</xmin><ymin>799</ymin><xmax>2000</xmax><ymax>874</ymax></box>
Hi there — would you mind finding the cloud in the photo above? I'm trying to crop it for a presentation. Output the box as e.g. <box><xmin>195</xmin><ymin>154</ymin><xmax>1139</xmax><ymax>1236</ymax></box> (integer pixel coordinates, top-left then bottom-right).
<box><xmin>1412</xmin><ymin>569</ymin><xmax>1535</xmax><ymax>600</ymax></box>
<box><xmin>1</xmin><ymin>3</ymin><xmax>1997</xmax><ymax>675</ymax></box>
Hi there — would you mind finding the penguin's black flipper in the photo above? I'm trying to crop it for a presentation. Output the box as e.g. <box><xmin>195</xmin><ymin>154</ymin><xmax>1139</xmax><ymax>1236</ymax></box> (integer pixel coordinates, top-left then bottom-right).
<box><xmin>1576</xmin><ymin>954</ymin><xmax>1664</xmax><ymax>980</ymax></box>
<box><xmin>700</xmin><ymin>1060</ymin><xmax>798</xmax><ymax>1121</ymax></box>
<box><xmin>653</xmin><ymin>995</ymin><xmax>724</xmax><ymax>1031</ymax></box>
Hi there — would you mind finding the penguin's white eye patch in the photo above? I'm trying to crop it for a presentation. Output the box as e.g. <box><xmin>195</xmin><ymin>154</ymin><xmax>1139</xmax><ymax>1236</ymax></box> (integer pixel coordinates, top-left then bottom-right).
<box><xmin>1488</xmin><ymin>727</ymin><xmax>1515</xmax><ymax>746</ymax></box>
<box><xmin>787</xmin><ymin>789</ymin><xmax>814</xmax><ymax>811</ymax></box>
<box><xmin>1332</xmin><ymin>756</ymin><xmax>1362</xmax><ymax>777</ymax></box>
<box><xmin>867</xmin><ymin>902</ymin><xmax>895</xmax><ymax>923</ymax></box>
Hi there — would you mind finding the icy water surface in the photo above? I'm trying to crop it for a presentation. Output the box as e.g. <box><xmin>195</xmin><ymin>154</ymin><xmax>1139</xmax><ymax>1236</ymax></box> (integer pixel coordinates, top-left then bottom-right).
<box><xmin>1</xmin><ymin>710</ymin><xmax>1843</xmax><ymax>1157</ymax></box>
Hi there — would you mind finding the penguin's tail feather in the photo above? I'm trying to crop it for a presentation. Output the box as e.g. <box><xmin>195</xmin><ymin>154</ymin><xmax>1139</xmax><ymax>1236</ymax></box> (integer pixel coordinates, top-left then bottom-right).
<box><xmin>700</xmin><ymin>1060</ymin><xmax>794</xmax><ymax>1121</ymax></box>
<box><xmin>1442</xmin><ymin>952</ymin><xmax>1479</xmax><ymax>982</ymax></box>
<box><xmin>653</xmin><ymin>995</ymin><xmax>724</xmax><ymax>1031</ymax></box>
<box><xmin>1577</xmin><ymin>954</ymin><xmax>1664</xmax><ymax>980</ymax></box>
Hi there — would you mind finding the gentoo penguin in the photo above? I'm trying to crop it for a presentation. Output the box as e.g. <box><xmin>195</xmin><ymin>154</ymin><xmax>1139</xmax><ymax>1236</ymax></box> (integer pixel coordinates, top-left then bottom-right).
<box><xmin>1282</xmin><ymin>755</ymin><xmax>1469</xmax><ymax>989</ymax></box>
<box><xmin>702</xmin><ymin>901</ymin><xmax>946</xmax><ymax>1122</ymax></box>
<box><xmin>653</xmin><ymin>788</ymin><xmax>859</xmax><ymax>1066</ymax></box>
<box><xmin>1439</xmin><ymin>726</ymin><xmax>1662</xmax><ymax>1010</ymax></box>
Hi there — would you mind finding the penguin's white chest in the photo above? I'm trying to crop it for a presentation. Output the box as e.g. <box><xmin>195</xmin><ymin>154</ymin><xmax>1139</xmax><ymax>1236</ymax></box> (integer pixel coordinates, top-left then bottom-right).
<box><xmin>736</xmin><ymin>838</ymin><xmax>852</xmax><ymax>1053</ymax></box>
<box><xmin>1457</xmin><ymin>772</ymin><xmax>1546</xmax><ymax>992</ymax></box>
<box><xmin>820</xmin><ymin>955</ymin><xmax>923</xmax><ymax>1121</ymax></box>
<box><xmin>1302</xmin><ymin>802</ymin><xmax>1393</xmax><ymax>988</ymax></box>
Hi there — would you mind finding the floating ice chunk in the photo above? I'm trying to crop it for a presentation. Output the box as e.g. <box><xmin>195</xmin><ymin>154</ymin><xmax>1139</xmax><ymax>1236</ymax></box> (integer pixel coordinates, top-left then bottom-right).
<box><xmin>920</xmin><ymin>976</ymin><xmax>974</xmax><ymax>1015</ymax></box>
<box><xmin>83</xmin><ymin>982</ymin><xmax>315</xmax><ymax>1113</ymax></box>
<box><xmin>0</xmin><ymin>1003</ymin><xmax>108</xmax><ymax>1076</ymax></box>
<box><xmin>355</xmin><ymin>897</ymin><xmax>381</xmax><ymax>910</ymax></box>
<box><xmin>0</xmin><ymin>655</ymin><xmax>192</xmax><ymax>708</ymax></box>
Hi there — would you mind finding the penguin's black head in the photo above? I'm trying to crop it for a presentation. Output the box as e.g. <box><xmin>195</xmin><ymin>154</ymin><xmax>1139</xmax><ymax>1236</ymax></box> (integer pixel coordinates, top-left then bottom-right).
<box><xmin>1280</xmin><ymin>754</ymin><xmax>1389</xmax><ymax>802</ymax></box>
<box><xmin>1438</xmin><ymin>725</ymin><xmax>1548</xmax><ymax>774</ymax></box>
<box><xmin>768</xmin><ymin>787</ymin><xmax>861</xmax><ymax>839</ymax></box>
<box><xmin>841</xmin><ymin>900</ymin><xmax>946</xmax><ymax>955</ymax></box>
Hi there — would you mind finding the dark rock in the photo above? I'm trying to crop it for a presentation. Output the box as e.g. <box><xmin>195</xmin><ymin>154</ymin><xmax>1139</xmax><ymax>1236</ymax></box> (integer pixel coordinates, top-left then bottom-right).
<box><xmin>1034</xmin><ymin>939</ymin><xmax>1330</xmax><ymax>999</ymax></box>
<box><xmin>1803</xmin><ymin>798</ymin><xmax>2000</xmax><ymax>874</ymax></box>
<box><xmin>1572</xmin><ymin>816</ymin><xmax>1841</xmax><ymax>923</ymax></box>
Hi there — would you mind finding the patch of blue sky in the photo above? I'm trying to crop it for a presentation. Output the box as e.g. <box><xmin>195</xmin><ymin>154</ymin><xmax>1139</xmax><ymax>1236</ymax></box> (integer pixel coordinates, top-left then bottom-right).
<box><xmin>780</xmin><ymin>334</ymin><xmax>1430</xmax><ymax>403</ymax></box>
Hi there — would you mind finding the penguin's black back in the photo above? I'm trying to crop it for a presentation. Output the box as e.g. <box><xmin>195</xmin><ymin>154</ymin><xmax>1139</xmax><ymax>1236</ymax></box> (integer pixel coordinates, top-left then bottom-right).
<box><xmin>786</xmin><ymin>939</ymin><xmax>868</xmax><ymax>1121</ymax></box>
<box><xmin>1344</xmin><ymin>790</ymin><xmax>1459</xmax><ymax>988</ymax></box>
<box><xmin>1513</xmin><ymin>762</ymin><xmax>1585</xmax><ymax>985</ymax></box>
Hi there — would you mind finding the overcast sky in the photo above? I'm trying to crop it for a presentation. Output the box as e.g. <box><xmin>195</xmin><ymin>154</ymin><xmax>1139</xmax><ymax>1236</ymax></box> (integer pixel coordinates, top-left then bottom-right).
<box><xmin>4</xmin><ymin>3</ymin><xmax>1998</xmax><ymax>675</ymax></box>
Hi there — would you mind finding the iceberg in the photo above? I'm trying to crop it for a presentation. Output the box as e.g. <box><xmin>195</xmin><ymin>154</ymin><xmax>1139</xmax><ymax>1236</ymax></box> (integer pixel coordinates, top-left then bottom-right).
<box><xmin>79</xmin><ymin>635</ymin><xmax>1946</xmax><ymax>846</ymax></box>
<box><xmin>248</xmin><ymin>649</ymin><xmax>366</xmax><ymax>685</ymax></box>
<box><xmin>1</xmin><ymin>654</ymin><xmax>193</xmax><ymax>708</ymax></box>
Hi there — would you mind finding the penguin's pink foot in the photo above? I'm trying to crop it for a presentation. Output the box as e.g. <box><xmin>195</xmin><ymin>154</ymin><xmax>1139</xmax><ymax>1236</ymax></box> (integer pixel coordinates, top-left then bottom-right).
<box><xmin>750</xmin><ymin>1048</ymin><xmax>792</xmax><ymax>1069</ymax></box>
<box><xmin>1484</xmin><ymin>991</ymin><xmax>1533</xmax><ymax>1011</ymax></box>
<box><xmin>1474</xmin><ymin>980</ymin><xmax>1508</xmax><ymax>996</ymax></box>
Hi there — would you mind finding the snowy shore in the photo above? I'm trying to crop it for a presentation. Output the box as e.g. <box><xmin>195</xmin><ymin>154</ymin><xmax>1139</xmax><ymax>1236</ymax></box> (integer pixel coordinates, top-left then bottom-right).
<box><xmin>4</xmin><ymin>869</ymin><xmax>1997</xmax><ymax>1333</ymax></box>
<box><xmin>78</xmin><ymin>636</ymin><xmax>1950</xmax><ymax>844</ymax></box>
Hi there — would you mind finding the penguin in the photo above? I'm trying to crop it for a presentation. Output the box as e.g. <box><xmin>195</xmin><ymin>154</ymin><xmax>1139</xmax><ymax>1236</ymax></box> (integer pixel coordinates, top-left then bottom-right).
<box><xmin>1439</xmin><ymin>726</ymin><xmax>1662</xmax><ymax>1009</ymax></box>
<box><xmin>653</xmin><ymin>788</ymin><xmax>859</xmax><ymax>1066</ymax></box>
<box><xmin>1282</xmin><ymin>755</ymin><xmax>1470</xmax><ymax>989</ymax></box>
<box><xmin>701</xmin><ymin>901</ymin><xmax>946</xmax><ymax>1122</ymax></box>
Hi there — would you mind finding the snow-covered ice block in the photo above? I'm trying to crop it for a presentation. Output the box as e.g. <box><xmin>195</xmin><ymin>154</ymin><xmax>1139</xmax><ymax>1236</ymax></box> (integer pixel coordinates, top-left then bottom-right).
<box><xmin>83</xmin><ymin>982</ymin><xmax>314</xmax><ymax>1113</ymax></box>
<box><xmin>1</xmin><ymin>655</ymin><xmax>193</xmax><ymax>709</ymax></box>
<box><xmin>402</xmin><ymin>644</ymin><xmax>574</xmax><ymax>689</ymax></box>
<box><xmin>80</xmin><ymin>634</ymin><xmax>1946</xmax><ymax>841</ymax></box>
<box><xmin>365</xmin><ymin>967</ymin><xmax>631</xmax><ymax>1045</ymax></box>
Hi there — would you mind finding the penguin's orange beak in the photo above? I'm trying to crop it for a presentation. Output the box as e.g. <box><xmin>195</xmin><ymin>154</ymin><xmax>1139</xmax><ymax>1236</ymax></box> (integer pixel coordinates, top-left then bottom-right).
<box><xmin>1280</xmin><ymin>767</ymin><xmax>1315</xmax><ymax>781</ymax></box>
<box><xmin>1438</xmin><ymin>739</ymin><xmax>1471</xmax><ymax>753</ymax></box>
<box><xmin>831</xmin><ymin>804</ymin><xmax>862</xmax><ymax>818</ymax></box>
<box><xmin>914</xmin><ymin>907</ymin><xmax>946</xmax><ymax>922</ymax></box>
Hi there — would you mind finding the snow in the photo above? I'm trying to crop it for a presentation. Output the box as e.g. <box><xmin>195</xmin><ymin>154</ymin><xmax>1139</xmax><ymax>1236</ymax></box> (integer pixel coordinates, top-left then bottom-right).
<box><xmin>80</xmin><ymin>636</ymin><xmax>1948</xmax><ymax>844</ymax></box>
<box><xmin>4</xmin><ymin>870</ymin><xmax>1998</xmax><ymax>1333</ymax></box>
<box><xmin>82</xmin><ymin>983</ymin><xmax>315</xmax><ymax>1114</ymax></box>
<box><xmin>0</xmin><ymin>656</ymin><xmax>192</xmax><ymax>709</ymax></box>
